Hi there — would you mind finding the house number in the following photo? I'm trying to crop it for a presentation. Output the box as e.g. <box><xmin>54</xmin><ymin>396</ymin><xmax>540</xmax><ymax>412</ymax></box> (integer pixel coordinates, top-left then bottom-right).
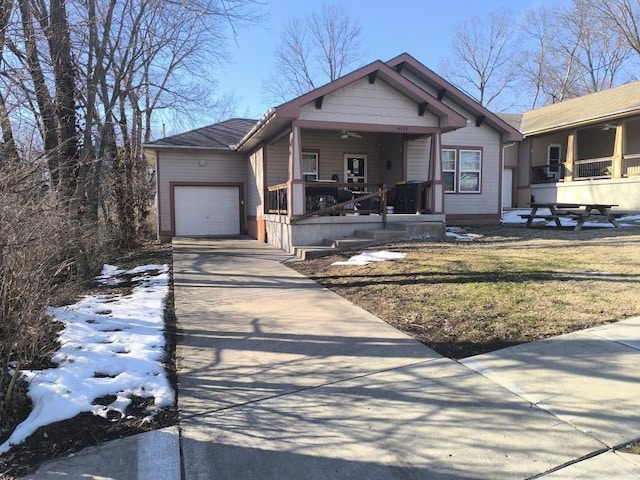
<box><xmin>397</xmin><ymin>126</ymin><xmax>409</xmax><ymax>132</ymax></box>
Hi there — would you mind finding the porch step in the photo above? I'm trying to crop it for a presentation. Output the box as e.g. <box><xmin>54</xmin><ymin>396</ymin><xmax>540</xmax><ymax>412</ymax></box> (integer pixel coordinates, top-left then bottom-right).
<box><xmin>292</xmin><ymin>222</ymin><xmax>446</xmax><ymax>260</ymax></box>
<box><xmin>291</xmin><ymin>245</ymin><xmax>340</xmax><ymax>260</ymax></box>
<box><xmin>324</xmin><ymin>237</ymin><xmax>377</xmax><ymax>249</ymax></box>
<box><xmin>353</xmin><ymin>229</ymin><xmax>407</xmax><ymax>241</ymax></box>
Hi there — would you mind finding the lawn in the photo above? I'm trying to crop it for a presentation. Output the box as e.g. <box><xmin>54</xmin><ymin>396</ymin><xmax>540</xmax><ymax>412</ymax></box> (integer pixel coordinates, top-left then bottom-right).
<box><xmin>289</xmin><ymin>225</ymin><xmax>640</xmax><ymax>359</ymax></box>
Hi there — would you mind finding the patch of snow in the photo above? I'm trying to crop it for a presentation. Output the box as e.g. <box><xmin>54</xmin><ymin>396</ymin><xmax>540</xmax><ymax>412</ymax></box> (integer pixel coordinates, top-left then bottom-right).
<box><xmin>446</xmin><ymin>227</ymin><xmax>484</xmax><ymax>241</ymax></box>
<box><xmin>502</xmin><ymin>209</ymin><xmax>640</xmax><ymax>228</ymax></box>
<box><xmin>332</xmin><ymin>250</ymin><xmax>406</xmax><ymax>266</ymax></box>
<box><xmin>0</xmin><ymin>264</ymin><xmax>174</xmax><ymax>455</ymax></box>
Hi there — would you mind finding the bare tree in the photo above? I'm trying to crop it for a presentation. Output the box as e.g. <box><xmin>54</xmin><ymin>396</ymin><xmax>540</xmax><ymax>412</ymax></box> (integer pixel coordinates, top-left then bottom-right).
<box><xmin>0</xmin><ymin>0</ymin><xmax>20</xmax><ymax>165</ymax></box>
<box><xmin>556</xmin><ymin>0</ymin><xmax>631</xmax><ymax>94</ymax></box>
<box><xmin>264</xmin><ymin>3</ymin><xmax>364</xmax><ymax>104</ymax></box>
<box><xmin>593</xmin><ymin>0</ymin><xmax>640</xmax><ymax>57</ymax></box>
<box><xmin>1</xmin><ymin>0</ymin><xmax>262</xmax><ymax>240</ymax></box>
<box><xmin>439</xmin><ymin>9</ymin><xmax>519</xmax><ymax>110</ymax></box>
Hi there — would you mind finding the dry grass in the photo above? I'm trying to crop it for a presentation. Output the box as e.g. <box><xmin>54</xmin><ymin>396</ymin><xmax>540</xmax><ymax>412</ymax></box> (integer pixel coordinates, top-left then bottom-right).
<box><xmin>289</xmin><ymin>225</ymin><xmax>640</xmax><ymax>359</ymax></box>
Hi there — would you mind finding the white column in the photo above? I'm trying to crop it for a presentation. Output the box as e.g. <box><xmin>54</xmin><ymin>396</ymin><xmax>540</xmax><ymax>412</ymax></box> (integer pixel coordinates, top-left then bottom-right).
<box><xmin>288</xmin><ymin>125</ymin><xmax>305</xmax><ymax>216</ymax></box>
<box><xmin>612</xmin><ymin>124</ymin><xmax>624</xmax><ymax>178</ymax></box>
<box><xmin>430</xmin><ymin>132</ymin><xmax>444</xmax><ymax>214</ymax></box>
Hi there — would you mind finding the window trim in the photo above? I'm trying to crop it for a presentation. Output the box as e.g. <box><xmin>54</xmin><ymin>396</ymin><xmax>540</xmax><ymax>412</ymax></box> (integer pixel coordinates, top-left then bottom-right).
<box><xmin>547</xmin><ymin>143</ymin><xmax>562</xmax><ymax>178</ymax></box>
<box><xmin>459</xmin><ymin>149</ymin><xmax>482</xmax><ymax>193</ymax></box>
<box><xmin>344</xmin><ymin>153</ymin><xmax>368</xmax><ymax>185</ymax></box>
<box><xmin>302</xmin><ymin>151</ymin><xmax>319</xmax><ymax>182</ymax></box>
<box><xmin>442</xmin><ymin>148</ymin><xmax>457</xmax><ymax>193</ymax></box>
<box><xmin>442</xmin><ymin>146</ymin><xmax>483</xmax><ymax>194</ymax></box>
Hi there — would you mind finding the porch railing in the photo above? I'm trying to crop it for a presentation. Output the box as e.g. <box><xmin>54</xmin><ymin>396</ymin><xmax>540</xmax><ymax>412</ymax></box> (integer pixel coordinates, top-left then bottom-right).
<box><xmin>574</xmin><ymin>157</ymin><xmax>612</xmax><ymax>180</ymax></box>
<box><xmin>531</xmin><ymin>165</ymin><xmax>564</xmax><ymax>183</ymax></box>
<box><xmin>266</xmin><ymin>181</ymin><xmax>432</xmax><ymax>219</ymax></box>
<box><xmin>623</xmin><ymin>154</ymin><xmax>640</xmax><ymax>177</ymax></box>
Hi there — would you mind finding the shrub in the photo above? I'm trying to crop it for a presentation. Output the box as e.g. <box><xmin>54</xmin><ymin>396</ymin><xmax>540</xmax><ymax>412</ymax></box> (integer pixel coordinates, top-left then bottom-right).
<box><xmin>0</xmin><ymin>164</ymin><xmax>112</xmax><ymax>441</ymax></box>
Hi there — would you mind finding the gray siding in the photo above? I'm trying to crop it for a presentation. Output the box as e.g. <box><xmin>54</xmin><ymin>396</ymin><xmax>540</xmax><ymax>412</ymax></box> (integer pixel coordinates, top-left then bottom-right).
<box><xmin>157</xmin><ymin>149</ymin><xmax>246</xmax><ymax>233</ymax></box>
<box><xmin>442</xmin><ymin>109</ymin><xmax>502</xmax><ymax>216</ymax></box>
<box><xmin>299</xmin><ymin>77</ymin><xmax>439</xmax><ymax>127</ymax></box>
<box><xmin>247</xmin><ymin>148</ymin><xmax>264</xmax><ymax>217</ymax></box>
<box><xmin>379</xmin><ymin>134</ymin><xmax>404</xmax><ymax>186</ymax></box>
<box><xmin>399</xmin><ymin>70</ymin><xmax>506</xmax><ymax>216</ymax></box>
<box><xmin>299</xmin><ymin>131</ymin><xmax>381</xmax><ymax>183</ymax></box>
<box><xmin>266</xmin><ymin>141</ymin><xmax>289</xmax><ymax>186</ymax></box>
<box><xmin>406</xmin><ymin>136</ymin><xmax>430</xmax><ymax>181</ymax></box>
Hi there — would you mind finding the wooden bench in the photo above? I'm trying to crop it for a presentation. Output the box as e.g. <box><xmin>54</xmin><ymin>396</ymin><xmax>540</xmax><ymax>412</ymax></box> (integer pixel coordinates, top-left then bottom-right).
<box><xmin>519</xmin><ymin>214</ymin><xmax>557</xmax><ymax>221</ymax></box>
<box><xmin>523</xmin><ymin>203</ymin><xmax>622</xmax><ymax>231</ymax></box>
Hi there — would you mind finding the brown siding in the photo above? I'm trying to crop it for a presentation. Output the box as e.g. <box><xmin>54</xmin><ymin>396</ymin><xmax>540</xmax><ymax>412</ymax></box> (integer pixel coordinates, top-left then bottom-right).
<box><xmin>530</xmin><ymin>133</ymin><xmax>568</xmax><ymax>167</ymax></box>
<box><xmin>626</xmin><ymin>118</ymin><xmax>640</xmax><ymax>154</ymax></box>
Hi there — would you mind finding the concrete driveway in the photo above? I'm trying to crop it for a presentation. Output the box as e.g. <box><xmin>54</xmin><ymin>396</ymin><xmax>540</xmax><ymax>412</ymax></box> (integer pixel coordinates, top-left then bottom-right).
<box><xmin>173</xmin><ymin>238</ymin><xmax>640</xmax><ymax>480</ymax></box>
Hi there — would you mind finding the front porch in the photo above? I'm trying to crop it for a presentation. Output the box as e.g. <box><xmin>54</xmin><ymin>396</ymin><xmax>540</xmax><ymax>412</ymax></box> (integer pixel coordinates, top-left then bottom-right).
<box><xmin>264</xmin><ymin>180</ymin><xmax>444</xmax><ymax>252</ymax></box>
<box><xmin>525</xmin><ymin>118</ymin><xmax>640</xmax><ymax>210</ymax></box>
<box><xmin>263</xmin><ymin>211</ymin><xmax>446</xmax><ymax>254</ymax></box>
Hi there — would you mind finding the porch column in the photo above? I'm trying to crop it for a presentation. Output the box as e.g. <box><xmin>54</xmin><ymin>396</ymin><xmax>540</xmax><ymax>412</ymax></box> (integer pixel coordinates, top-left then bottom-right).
<box><xmin>429</xmin><ymin>132</ymin><xmax>444</xmax><ymax>214</ymax></box>
<box><xmin>288</xmin><ymin>125</ymin><xmax>305</xmax><ymax>216</ymax></box>
<box><xmin>564</xmin><ymin>130</ymin><xmax>577</xmax><ymax>182</ymax></box>
<box><xmin>612</xmin><ymin>124</ymin><xmax>624</xmax><ymax>178</ymax></box>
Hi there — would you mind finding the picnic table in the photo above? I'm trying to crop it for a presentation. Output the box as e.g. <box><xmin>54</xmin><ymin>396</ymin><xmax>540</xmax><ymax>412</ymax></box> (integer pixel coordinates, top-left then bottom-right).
<box><xmin>520</xmin><ymin>202</ymin><xmax>621</xmax><ymax>232</ymax></box>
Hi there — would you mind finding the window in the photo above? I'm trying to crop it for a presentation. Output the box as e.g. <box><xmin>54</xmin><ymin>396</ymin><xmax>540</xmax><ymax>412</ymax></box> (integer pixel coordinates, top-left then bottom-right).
<box><xmin>442</xmin><ymin>147</ymin><xmax>482</xmax><ymax>193</ymax></box>
<box><xmin>547</xmin><ymin>144</ymin><xmax>561</xmax><ymax>178</ymax></box>
<box><xmin>459</xmin><ymin>150</ymin><xmax>481</xmax><ymax>192</ymax></box>
<box><xmin>442</xmin><ymin>149</ymin><xmax>456</xmax><ymax>192</ymax></box>
<box><xmin>302</xmin><ymin>152</ymin><xmax>318</xmax><ymax>181</ymax></box>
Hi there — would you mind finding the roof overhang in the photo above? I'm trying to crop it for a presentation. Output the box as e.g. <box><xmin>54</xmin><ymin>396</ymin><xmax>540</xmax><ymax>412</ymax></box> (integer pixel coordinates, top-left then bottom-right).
<box><xmin>235</xmin><ymin>59</ymin><xmax>468</xmax><ymax>152</ymax></box>
<box><xmin>386</xmin><ymin>53</ymin><xmax>523</xmax><ymax>143</ymax></box>
<box><xmin>522</xmin><ymin>110</ymin><xmax>640</xmax><ymax>137</ymax></box>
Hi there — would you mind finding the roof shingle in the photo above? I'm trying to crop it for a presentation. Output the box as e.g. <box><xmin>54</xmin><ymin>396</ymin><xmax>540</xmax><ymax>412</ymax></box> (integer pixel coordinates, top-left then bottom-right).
<box><xmin>520</xmin><ymin>81</ymin><xmax>640</xmax><ymax>135</ymax></box>
<box><xmin>145</xmin><ymin>118</ymin><xmax>257</xmax><ymax>149</ymax></box>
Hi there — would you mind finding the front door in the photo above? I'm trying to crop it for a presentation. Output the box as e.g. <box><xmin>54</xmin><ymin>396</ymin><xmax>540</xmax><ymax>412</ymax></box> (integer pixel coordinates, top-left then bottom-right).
<box><xmin>344</xmin><ymin>154</ymin><xmax>367</xmax><ymax>188</ymax></box>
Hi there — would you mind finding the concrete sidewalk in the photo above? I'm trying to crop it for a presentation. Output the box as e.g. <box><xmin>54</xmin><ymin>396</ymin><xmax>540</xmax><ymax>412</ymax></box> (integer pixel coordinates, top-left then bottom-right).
<box><xmin>174</xmin><ymin>238</ymin><xmax>640</xmax><ymax>480</ymax></box>
<box><xmin>23</xmin><ymin>237</ymin><xmax>640</xmax><ymax>479</ymax></box>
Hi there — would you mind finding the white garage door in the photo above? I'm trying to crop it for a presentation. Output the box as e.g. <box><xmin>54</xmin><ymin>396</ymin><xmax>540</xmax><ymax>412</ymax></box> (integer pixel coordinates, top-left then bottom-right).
<box><xmin>174</xmin><ymin>186</ymin><xmax>240</xmax><ymax>236</ymax></box>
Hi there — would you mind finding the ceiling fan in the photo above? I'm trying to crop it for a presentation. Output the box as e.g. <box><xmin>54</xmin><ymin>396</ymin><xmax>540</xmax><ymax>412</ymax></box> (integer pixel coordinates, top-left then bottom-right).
<box><xmin>338</xmin><ymin>130</ymin><xmax>362</xmax><ymax>139</ymax></box>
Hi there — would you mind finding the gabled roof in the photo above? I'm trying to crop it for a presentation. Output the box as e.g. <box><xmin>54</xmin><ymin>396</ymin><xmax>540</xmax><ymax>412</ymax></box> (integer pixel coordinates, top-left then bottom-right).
<box><xmin>275</xmin><ymin>60</ymin><xmax>467</xmax><ymax>128</ymax></box>
<box><xmin>145</xmin><ymin>118</ymin><xmax>257</xmax><ymax>150</ymax></box>
<box><xmin>386</xmin><ymin>53</ymin><xmax>523</xmax><ymax>143</ymax></box>
<box><xmin>235</xmin><ymin>59</ymin><xmax>469</xmax><ymax>151</ymax></box>
<box><xmin>520</xmin><ymin>81</ymin><xmax>640</xmax><ymax>136</ymax></box>
<box><xmin>498</xmin><ymin>113</ymin><xmax>524</xmax><ymax>132</ymax></box>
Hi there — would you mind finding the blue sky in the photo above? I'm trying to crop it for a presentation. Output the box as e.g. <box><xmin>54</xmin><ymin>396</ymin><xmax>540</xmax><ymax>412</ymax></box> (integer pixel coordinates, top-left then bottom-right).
<box><xmin>209</xmin><ymin>0</ymin><xmax>551</xmax><ymax>123</ymax></box>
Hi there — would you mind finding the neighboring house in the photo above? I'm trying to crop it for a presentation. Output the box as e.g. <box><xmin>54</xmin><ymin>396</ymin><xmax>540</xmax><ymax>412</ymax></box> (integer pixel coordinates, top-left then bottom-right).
<box><xmin>142</xmin><ymin>53</ymin><xmax>522</xmax><ymax>251</ymax></box>
<box><xmin>506</xmin><ymin>81</ymin><xmax>640</xmax><ymax>209</ymax></box>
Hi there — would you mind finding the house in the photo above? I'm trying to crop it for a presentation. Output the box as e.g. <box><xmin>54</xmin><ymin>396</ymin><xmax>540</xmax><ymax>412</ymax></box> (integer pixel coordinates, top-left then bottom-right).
<box><xmin>143</xmin><ymin>53</ymin><xmax>522</xmax><ymax>251</ymax></box>
<box><xmin>506</xmin><ymin>81</ymin><xmax>640</xmax><ymax>209</ymax></box>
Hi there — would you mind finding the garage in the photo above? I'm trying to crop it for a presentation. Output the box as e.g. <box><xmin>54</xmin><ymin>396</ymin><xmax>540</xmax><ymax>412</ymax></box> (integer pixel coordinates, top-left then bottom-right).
<box><xmin>174</xmin><ymin>186</ymin><xmax>240</xmax><ymax>236</ymax></box>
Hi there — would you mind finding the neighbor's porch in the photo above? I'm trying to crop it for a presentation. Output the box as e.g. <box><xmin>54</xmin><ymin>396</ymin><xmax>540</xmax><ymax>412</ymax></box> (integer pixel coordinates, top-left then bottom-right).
<box><xmin>527</xmin><ymin>118</ymin><xmax>640</xmax><ymax>209</ymax></box>
<box><xmin>529</xmin><ymin>118</ymin><xmax>640</xmax><ymax>184</ymax></box>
